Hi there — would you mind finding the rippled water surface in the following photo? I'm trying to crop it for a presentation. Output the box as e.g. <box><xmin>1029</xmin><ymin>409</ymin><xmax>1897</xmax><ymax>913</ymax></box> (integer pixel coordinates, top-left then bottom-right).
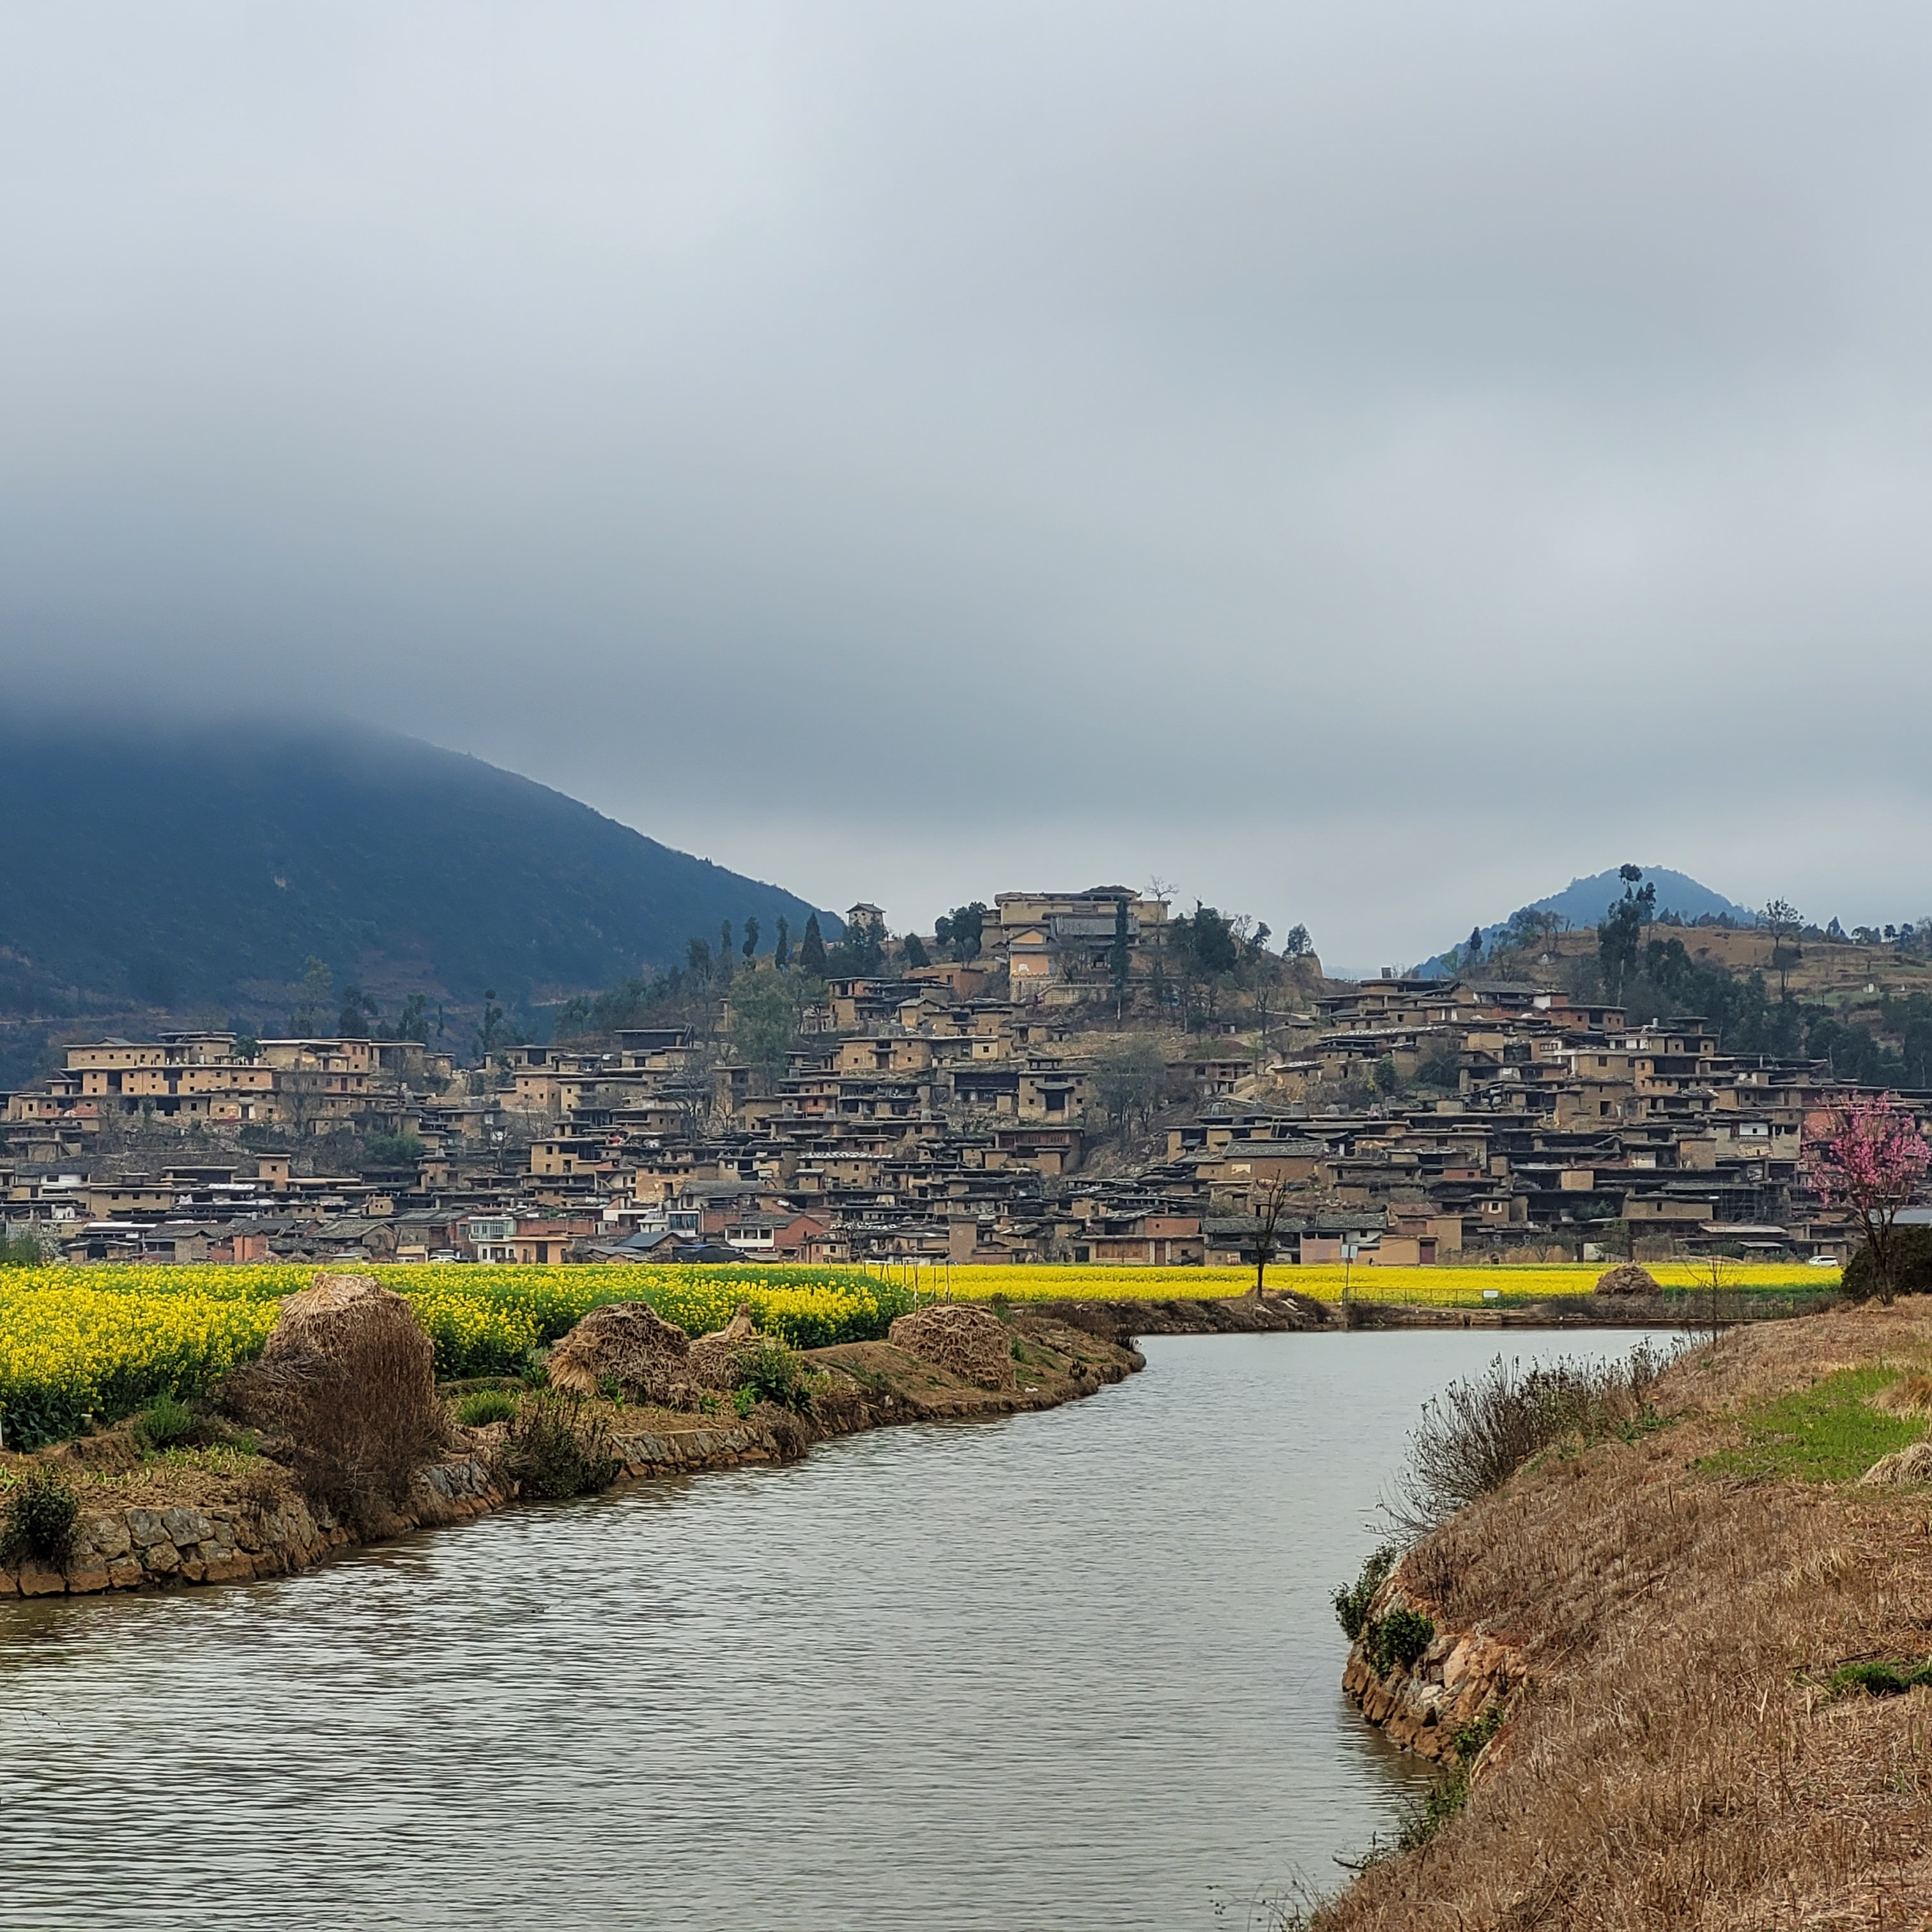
<box><xmin>1</xmin><ymin>1329</ymin><xmax>1655</xmax><ymax>1930</ymax></box>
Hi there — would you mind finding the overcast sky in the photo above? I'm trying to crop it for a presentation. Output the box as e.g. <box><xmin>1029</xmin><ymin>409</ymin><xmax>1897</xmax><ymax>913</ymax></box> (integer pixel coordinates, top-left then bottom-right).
<box><xmin>5</xmin><ymin>3</ymin><xmax>1931</xmax><ymax>971</ymax></box>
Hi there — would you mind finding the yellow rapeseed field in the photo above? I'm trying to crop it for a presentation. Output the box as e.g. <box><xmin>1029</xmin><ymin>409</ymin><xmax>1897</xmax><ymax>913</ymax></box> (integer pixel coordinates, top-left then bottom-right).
<box><xmin>0</xmin><ymin>1263</ymin><xmax>910</xmax><ymax>1445</ymax></box>
<box><xmin>0</xmin><ymin>1257</ymin><xmax>1836</xmax><ymax>1448</ymax></box>
<box><xmin>859</xmin><ymin>1259</ymin><xmax>1837</xmax><ymax>1307</ymax></box>
<box><xmin>0</xmin><ymin>1277</ymin><xmax>278</xmax><ymax>1451</ymax></box>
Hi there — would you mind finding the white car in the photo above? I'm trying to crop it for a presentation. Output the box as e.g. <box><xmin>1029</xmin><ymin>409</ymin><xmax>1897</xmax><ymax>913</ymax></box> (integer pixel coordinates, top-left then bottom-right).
<box><xmin>1807</xmin><ymin>1253</ymin><xmax>1842</xmax><ymax>1267</ymax></box>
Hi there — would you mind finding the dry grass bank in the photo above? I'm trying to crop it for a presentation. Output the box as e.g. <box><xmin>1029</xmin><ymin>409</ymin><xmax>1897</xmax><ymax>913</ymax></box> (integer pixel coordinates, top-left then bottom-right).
<box><xmin>1323</xmin><ymin>1300</ymin><xmax>1932</xmax><ymax>1931</ymax></box>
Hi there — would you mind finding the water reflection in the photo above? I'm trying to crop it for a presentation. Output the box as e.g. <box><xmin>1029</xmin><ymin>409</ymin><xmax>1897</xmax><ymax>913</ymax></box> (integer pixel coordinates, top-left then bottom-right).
<box><xmin>0</xmin><ymin>1329</ymin><xmax>1653</xmax><ymax>1931</ymax></box>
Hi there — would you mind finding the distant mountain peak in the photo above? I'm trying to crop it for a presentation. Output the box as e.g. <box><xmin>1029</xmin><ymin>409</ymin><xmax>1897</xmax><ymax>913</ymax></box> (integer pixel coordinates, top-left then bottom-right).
<box><xmin>1418</xmin><ymin>866</ymin><xmax>1756</xmax><ymax>976</ymax></box>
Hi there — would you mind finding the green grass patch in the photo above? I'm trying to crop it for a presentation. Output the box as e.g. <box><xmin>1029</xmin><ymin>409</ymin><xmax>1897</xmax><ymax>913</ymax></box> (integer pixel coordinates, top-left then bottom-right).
<box><xmin>1699</xmin><ymin>1368</ymin><xmax>1924</xmax><ymax>1484</ymax></box>
<box><xmin>1830</xmin><ymin>1659</ymin><xmax>1932</xmax><ymax>1698</ymax></box>
<box><xmin>454</xmin><ymin>1390</ymin><xmax>519</xmax><ymax>1427</ymax></box>
<box><xmin>134</xmin><ymin>1393</ymin><xmax>198</xmax><ymax>1450</ymax></box>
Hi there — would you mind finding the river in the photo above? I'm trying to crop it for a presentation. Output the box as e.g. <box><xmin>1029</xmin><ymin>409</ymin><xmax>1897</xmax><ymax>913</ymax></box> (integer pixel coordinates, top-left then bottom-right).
<box><xmin>0</xmin><ymin>1328</ymin><xmax>1660</xmax><ymax>1930</ymax></box>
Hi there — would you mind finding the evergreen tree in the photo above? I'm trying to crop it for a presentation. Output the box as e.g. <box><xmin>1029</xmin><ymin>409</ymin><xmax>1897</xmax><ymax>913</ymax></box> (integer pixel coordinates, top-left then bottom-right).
<box><xmin>774</xmin><ymin>916</ymin><xmax>791</xmax><ymax>970</ymax></box>
<box><xmin>1109</xmin><ymin>899</ymin><xmax>1131</xmax><ymax>998</ymax></box>
<box><xmin>742</xmin><ymin>916</ymin><xmax>760</xmax><ymax>960</ymax></box>
<box><xmin>903</xmin><ymin>932</ymin><xmax>930</xmax><ymax>969</ymax></box>
<box><xmin>942</xmin><ymin>902</ymin><xmax>988</xmax><ymax>961</ymax></box>
<box><xmin>798</xmin><ymin>912</ymin><xmax>828</xmax><ymax>976</ymax></box>
<box><xmin>1598</xmin><ymin>866</ymin><xmax>1656</xmax><ymax>1003</ymax></box>
<box><xmin>291</xmin><ymin>955</ymin><xmax>333</xmax><ymax>1034</ymax></box>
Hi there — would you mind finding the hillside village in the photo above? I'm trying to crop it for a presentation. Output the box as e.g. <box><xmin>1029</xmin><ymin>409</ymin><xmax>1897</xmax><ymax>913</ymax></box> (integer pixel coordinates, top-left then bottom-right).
<box><xmin>6</xmin><ymin>882</ymin><xmax>1931</xmax><ymax>1271</ymax></box>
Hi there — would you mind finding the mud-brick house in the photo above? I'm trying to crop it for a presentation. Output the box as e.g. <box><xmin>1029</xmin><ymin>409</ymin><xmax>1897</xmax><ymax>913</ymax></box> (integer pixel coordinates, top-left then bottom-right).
<box><xmin>993</xmin><ymin>887</ymin><xmax>1169</xmax><ymax>988</ymax></box>
<box><xmin>1068</xmin><ymin>1211</ymin><xmax>1202</xmax><ymax>1266</ymax></box>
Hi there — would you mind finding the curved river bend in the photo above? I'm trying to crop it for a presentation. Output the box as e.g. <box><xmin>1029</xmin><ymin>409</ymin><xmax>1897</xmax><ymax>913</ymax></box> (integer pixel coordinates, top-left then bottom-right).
<box><xmin>1</xmin><ymin>1330</ymin><xmax>1652</xmax><ymax>1930</ymax></box>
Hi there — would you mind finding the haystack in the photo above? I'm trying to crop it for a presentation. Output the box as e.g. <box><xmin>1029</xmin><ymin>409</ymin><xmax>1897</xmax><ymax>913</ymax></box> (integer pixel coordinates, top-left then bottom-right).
<box><xmin>1859</xmin><ymin>1441</ymin><xmax>1932</xmax><ymax>1487</ymax></box>
<box><xmin>266</xmin><ymin>1272</ymin><xmax>434</xmax><ymax>1377</ymax></box>
<box><xmin>687</xmin><ymin>1304</ymin><xmax>760</xmax><ymax>1390</ymax></box>
<box><xmin>887</xmin><ymin>1303</ymin><xmax>1015</xmax><ymax>1392</ymax></box>
<box><xmin>546</xmin><ymin>1301</ymin><xmax>703</xmax><ymax>1408</ymax></box>
<box><xmin>1594</xmin><ymin>1262</ymin><xmax>1662</xmax><ymax>1297</ymax></box>
<box><xmin>224</xmin><ymin>1271</ymin><xmax>443</xmax><ymax>1528</ymax></box>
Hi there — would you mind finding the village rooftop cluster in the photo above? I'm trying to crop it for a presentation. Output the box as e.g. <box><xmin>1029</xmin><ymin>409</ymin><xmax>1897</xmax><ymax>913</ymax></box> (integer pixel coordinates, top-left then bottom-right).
<box><xmin>3</xmin><ymin>887</ymin><xmax>1917</xmax><ymax>1270</ymax></box>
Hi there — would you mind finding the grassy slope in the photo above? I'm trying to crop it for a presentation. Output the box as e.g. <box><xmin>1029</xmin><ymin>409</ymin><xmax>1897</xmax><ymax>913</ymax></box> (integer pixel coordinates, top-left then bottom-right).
<box><xmin>1320</xmin><ymin>1301</ymin><xmax>1932</xmax><ymax>1929</ymax></box>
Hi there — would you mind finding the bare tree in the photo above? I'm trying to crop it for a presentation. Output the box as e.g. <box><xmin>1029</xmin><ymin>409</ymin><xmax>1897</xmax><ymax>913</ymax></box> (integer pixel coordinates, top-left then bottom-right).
<box><xmin>1252</xmin><ymin>1175</ymin><xmax>1294</xmax><ymax>1298</ymax></box>
<box><xmin>1761</xmin><ymin>900</ymin><xmax>1802</xmax><ymax>1000</ymax></box>
<box><xmin>277</xmin><ymin>1068</ymin><xmax>329</xmax><ymax>1141</ymax></box>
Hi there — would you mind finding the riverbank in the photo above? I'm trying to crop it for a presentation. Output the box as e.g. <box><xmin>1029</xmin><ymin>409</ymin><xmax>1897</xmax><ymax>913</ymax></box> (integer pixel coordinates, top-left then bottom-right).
<box><xmin>1039</xmin><ymin>1285</ymin><xmax>1824</xmax><ymax>1349</ymax></box>
<box><xmin>1326</xmin><ymin>1298</ymin><xmax>1932</xmax><ymax>1929</ymax></box>
<box><xmin>0</xmin><ymin>1307</ymin><xmax>1142</xmax><ymax>1600</ymax></box>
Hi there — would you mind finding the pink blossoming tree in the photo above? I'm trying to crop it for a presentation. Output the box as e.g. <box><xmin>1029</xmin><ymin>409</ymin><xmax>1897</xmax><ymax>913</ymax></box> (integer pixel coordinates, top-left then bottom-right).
<box><xmin>1809</xmin><ymin>1096</ymin><xmax>1932</xmax><ymax>1304</ymax></box>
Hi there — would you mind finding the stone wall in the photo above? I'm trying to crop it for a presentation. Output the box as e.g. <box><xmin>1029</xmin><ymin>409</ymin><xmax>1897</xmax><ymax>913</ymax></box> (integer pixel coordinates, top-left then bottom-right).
<box><xmin>0</xmin><ymin>1453</ymin><xmax>507</xmax><ymax>1601</ymax></box>
<box><xmin>0</xmin><ymin>1420</ymin><xmax>804</xmax><ymax>1600</ymax></box>
<box><xmin>1340</xmin><ymin>1575</ymin><xmax>1526</xmax><ymax>1764</ymax></box>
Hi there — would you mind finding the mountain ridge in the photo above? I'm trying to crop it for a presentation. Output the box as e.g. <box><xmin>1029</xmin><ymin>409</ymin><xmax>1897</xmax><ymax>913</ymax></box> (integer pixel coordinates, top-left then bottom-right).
<box><xmin>0</xmin><ymin>716</ymin><xmax>838</xmax><ymax>1034</ymax></box>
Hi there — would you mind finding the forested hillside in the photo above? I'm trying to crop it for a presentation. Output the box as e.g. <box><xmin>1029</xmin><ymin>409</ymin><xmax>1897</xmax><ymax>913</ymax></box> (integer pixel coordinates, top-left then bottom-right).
<box><xmin>0</xmin><ymin>719</ymin><xmax>834</xmax><ymax>1037</ymax></box>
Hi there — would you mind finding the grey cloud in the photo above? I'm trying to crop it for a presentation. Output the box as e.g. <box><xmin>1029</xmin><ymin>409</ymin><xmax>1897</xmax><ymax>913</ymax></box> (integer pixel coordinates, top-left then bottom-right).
<box><xmin>3</xmin><ymin>2</ymin><xmax>1930</xmax><ymax>962</ymax></box>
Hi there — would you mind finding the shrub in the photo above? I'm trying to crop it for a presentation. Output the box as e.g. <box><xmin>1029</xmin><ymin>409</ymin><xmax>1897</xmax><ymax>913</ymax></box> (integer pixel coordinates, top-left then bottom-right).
<box><xmin>1334</xmin><ymin>1545</ymin><xmax>1398</xmax><ymax>1641</ymax></box>
<box><xmin>456</xmin><ymin>1390</ymin><xmax>518</xmax><ymax>1427</ymax></box>
<box><xmin>0</xmin><ymin>1226</ymin><xmax>47</xmax><ymax>1266</ymax></box>
<box><xmin>500</xmin><ymin>1392</ymin><xmax>619</xmax><ymax>1500</ymax></box>
<box><xmin>135</xmin><ymin>1393</ymin><xmax>199</xmax><ymax>1450</ymax></box>
<box><xmin>734</xmin><ymin>1337</ymin><xmax>820</xmax><ymax>1413</ymax></box>
<box><xmin>2</xmin><ymin>1462</ymin><xmax>80</xmax><ymax>1564</ymax></box>
<box><xmin>1367</xmin><ymin>1607</ymin><xmax>1436</xmax><ymax>1675</ymax></box>
<box><xmin>362</xmin><ymin>1133</ymin><xmax>425</xmax><ymax>1167</ymax></box>
<box><xmin>1843</xmin><ymin>1228</ymin><xmax>1932</xmax><ymax>1304</ymax></box>
<box><xmin>1389</xmin><ymin>1342</ymin><xmax>1676</xmax><ymax>1535</ymax></box>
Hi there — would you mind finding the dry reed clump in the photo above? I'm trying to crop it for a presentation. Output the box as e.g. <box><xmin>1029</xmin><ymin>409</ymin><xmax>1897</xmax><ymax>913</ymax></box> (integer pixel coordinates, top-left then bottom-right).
<box><xmin>886</xmin><ymin>1303</ymin><xmax>1015</xmax><ymax>1391</ymax></box>
<box><xmin>1859</xmin><ymin>1440</ymin><xmax>1932</xmax><ymax>1487</ymax></box>
<box><xmin>544</xmin><ymin>1301</ymin><xmax>707</xmax><ymax>1409</ymax></box>
<box><xmin>1384</xmin><ymin>1343</ymin><xmax>1675</xmax><ymax>1538</ymax></box>
<box><xmin>686</xmin><ymin>1304</ymin><xmax>760</xmax><ymax>1390</ymax></box>
<box><xmin>1316</xmin><ymin>1307</ymin><xmax>1932</xmax><ymax>1931</ymax></box>
<box><xmin>1593</xmin><ymin>1261</ymin><xmax>1662</xmax><ymax>1296</ymax></box>
<box><xmin>220</xmin><ymin>1272</ymin><xmax>445</xmax><ymax>1535</ymax></box>
<box><xmin>1873</xmin><ymin>1372</ymin><xmax>1932</xmax><ymax>1417</ymax></box>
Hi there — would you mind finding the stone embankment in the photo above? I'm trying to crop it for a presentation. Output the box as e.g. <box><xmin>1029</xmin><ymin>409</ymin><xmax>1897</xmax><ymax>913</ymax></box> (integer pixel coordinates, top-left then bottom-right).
<box><xmin>1035</xmin><ymin>1291</ymin><xmax>1326</xmax><ymax>1346</ymax></box>
<box><xmin>0</xmin><ymin>1303</ymin><xmax>1141</xmax><ymax>1602</ymax></box>
<box><xmin>3</xmin><ymin>1453</ymin><xmax>505</xmax><ymax>1600</ymax></box>
<box><xmin>1340</xmin><ymin>1573</ymin><xmax>1526</xmax><ymax>1764</ymax></box>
